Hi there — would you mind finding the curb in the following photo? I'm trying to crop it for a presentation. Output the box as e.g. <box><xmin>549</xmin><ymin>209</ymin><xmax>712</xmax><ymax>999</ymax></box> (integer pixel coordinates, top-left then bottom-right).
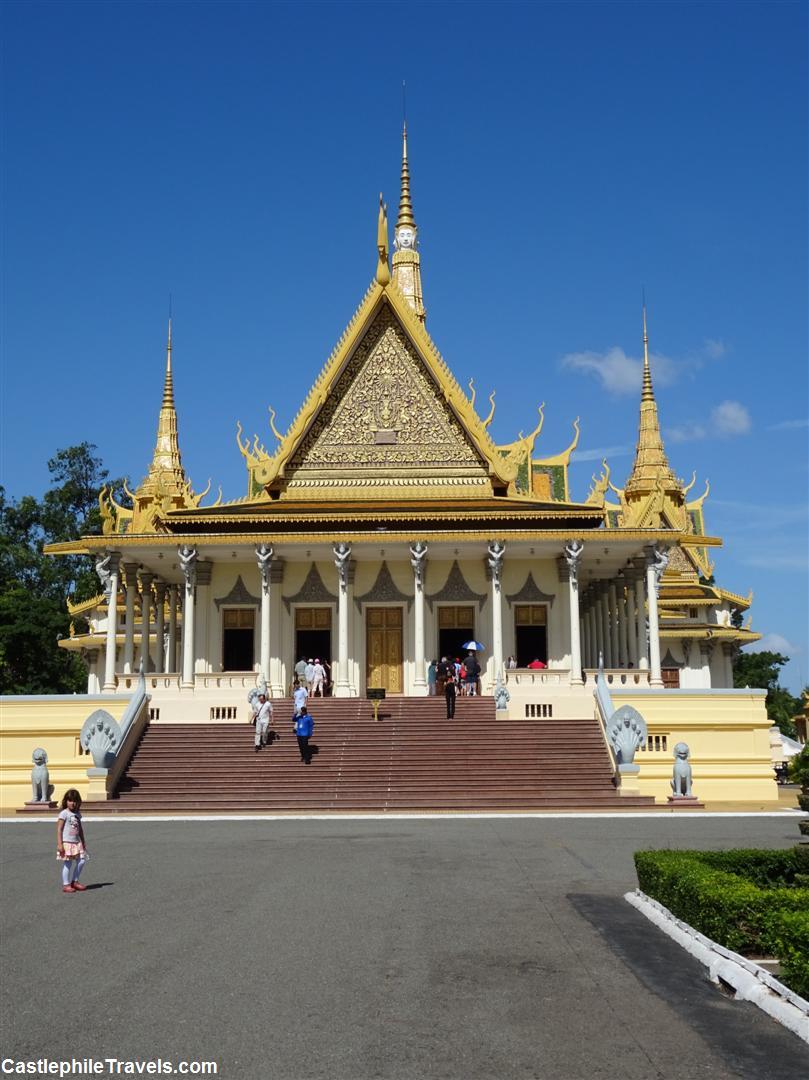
<box><xmin>624</xmin><ymin>889</ymin><xmax>809</xmax><ymax>1044</ymax></box>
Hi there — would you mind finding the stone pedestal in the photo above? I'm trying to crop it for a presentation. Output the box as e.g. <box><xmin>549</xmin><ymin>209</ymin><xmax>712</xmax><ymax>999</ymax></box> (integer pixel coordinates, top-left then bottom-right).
<box><xmin>85</xmin><ymin>767</ymin><xmax>110</xmax><ymax>802</ymax></box>
<box><xmin>666</xmin><ymin>795</ymin><xmax>705</xmax><ymax>810</ymax></box>
<box><xmin>21</xmin><ymin>801</ymin><xmax>57</xmax><ymax>811</ymax></box>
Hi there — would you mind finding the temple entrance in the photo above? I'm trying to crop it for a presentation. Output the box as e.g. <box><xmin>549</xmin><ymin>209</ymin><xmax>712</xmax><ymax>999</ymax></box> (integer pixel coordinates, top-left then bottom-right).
<box><xmin>295</xmin><ymin>608</ymin><xmax>332</xmax><ymax>685</ymax></box>
<box><xmin>222</xmin><ymin>608</ymin><xmax>255</xmax><ymax>671</ymax></box>
<box><xmin>514</xmin><ymin>604</ymin><xmax>548</xmax><ymax>667</ymax></box>
<box><xmin>437</xmin><ymin>605</ymin><xmax>475</xmax><ymax>662</ymax></box>
<box><xmin>366</xmin><ymin>607</ymin><xmax>403</xmax><ymax>693</ymax></box>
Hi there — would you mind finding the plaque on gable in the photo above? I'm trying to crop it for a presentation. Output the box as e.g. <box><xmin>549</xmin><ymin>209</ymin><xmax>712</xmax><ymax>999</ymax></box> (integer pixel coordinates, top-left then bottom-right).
<box><xmin>426</xmin><ymin>560</ymin><xmax>487</xmax><ymax>612</ymax></box>
<box><xmin>283</xmin><ymin>564</ymin><xmax>338</xmax><ymax>614</ymax></box>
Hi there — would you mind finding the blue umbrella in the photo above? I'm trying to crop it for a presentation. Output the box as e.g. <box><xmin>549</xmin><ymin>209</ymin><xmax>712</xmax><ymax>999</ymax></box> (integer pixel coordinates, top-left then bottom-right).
<box><xmin>462</xmin><ymin>640</ymin><xmax>485</xmax><ymax>651</ymax></box>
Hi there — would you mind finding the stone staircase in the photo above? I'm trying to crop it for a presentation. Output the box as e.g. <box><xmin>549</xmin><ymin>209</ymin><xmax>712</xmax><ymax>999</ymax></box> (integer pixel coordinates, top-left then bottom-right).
<box><xmin>86</xmin><ymin>697</ymin><xmax>656</xmax><ymax>812</ymax></box>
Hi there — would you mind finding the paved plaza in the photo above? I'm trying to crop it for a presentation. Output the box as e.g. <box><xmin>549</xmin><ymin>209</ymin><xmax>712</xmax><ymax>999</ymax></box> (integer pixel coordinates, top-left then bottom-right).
<box><xmin>1</xmin><ymin>815</ymin><xmax>807</xmax><ymax>1079</ymax></box>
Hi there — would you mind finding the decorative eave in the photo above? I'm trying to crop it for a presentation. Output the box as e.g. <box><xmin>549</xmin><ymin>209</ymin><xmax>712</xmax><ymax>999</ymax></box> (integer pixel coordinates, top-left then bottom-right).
<box><xmin>45</xmin><ymin>524</ymin><xmax>697</xmax><ymax>557</ymax></box>
<box><xmin>67</xmin><ymin>592</ymin><xmax>106</xmax><ymax>616</ymax></box>
<box><xmin>717</xmin><ymin>586</ymin><xmax>753</xmax><ymax>610</ymax></box>
<box><xmin>659</xmin><ymin>627</ymin><xmax>762</xmax><ymax>643</ymax></box>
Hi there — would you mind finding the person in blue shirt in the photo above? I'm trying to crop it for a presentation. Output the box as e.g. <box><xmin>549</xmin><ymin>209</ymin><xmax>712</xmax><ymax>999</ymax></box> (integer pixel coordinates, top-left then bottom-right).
<box><xmin>294</xmin><ymin>706</ymin><xmax>314</xmax><ymax>764</ymax></box>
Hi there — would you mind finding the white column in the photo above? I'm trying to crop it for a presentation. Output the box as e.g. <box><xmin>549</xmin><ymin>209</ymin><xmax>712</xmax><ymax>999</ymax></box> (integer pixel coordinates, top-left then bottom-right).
<box><xmin>563</xmin><ymin>541</ymin><xmax>584</xmax><ymax>685</ymax></box>
<box><xmin>633</xmin><ymin>558</ymin><xmax>648</xmax><ymax>670</ymax></box>
<box><xmin>86</xmin><ymin>648</ymin><xmax>101</xmax><ymax>695</ymax></box>
<box><xmin>721</xmin><ymin>641</ymin><xmax>735</xmax><ymax>689</ymax></box>
<box><xmin>99</xmin><ymin>552</ymin><xmax>121</xmax><ymax>692</ymax></box>
<box><xmin>179</xmin><ymin>546</ymin><xmax>197</xmax><ymax>689</ymax></box>
<box><xmin>587</xmin><ymin>593</ymin><xmax>597</xmax><ymax>669</ymax></box>
<box><xmin>167</xmin><ymin>585</ymin><xmax>179</xmax><ymax>673</ymax></box>
<box><xmin>122</xmin><ymin>563</ymin><xmax>139</xmax><ymax>674</ymax></box>
<box><xmin>598</xmin><ymin>584</ymin><xmax>611</xmax><ymax>667</ymax></box>
<box><xmin>256</xmin><ymin>544</ymin><xmax>273</xmax><ymax>686</ymax></box>
<box><xmin>487</xmin><ymin>541</ymin><xmax>505</xmax><ymax>685</ymax></box>
<box><xmin>410</xmin><ymin>542</ymin><xmax>428</xmax><ymax>694</ymax></box>
<box><xmin>194</xmin><ymin>562</ymin><xmax>212</xmax><ymax>673</ymax></box>
<box><xmin>269</xmin><ymin>560</ymin><xmax>285</xmax><ymax>697</ymax></box>
<box><xmin>626</xmin><ymin>569</ymin><xmax>639</xmax><ymax>668</ymax></box>
<box><xmin>333</xmin><ymin>543</ymin><xmax>352</xmax><ymax>697</ymax></box>
<box><xmin>699</xmin><ymin>641</ymin><xmax>713</xmax><ymax>688</ymax></box>
<box><xmin>153</xmin><ymin>580</ymin><xmax>166</xmax><ymax>674</ymax></box>
<box><xmin>608</xmin><ymin>581</ymin><xmax>620</xmax><ymax>668</ymax></box>
<box><xmin>646</xmin><ymin>545</ymin><xmax>668</xmax><ymax>688</ymax></box>
<box><xmin>139</xmin><ymin>571</ymin><xmax>154</xmax><ymax>674</ymax></box>
<box><xmin>617</xmin><ymin>577</ymin><xmax>630</xmax><ymax>667</ymax></box>
<box><xmin>582</xmin><ymin>594</ymin><xmax>591</xmax><ymax>669</ymax></box>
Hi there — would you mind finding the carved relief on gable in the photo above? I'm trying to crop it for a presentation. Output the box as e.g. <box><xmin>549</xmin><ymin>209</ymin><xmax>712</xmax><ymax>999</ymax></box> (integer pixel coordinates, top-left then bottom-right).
<box><xmin>287</xmin><ymin>309</ymin><xmax>487</xmax><ymax>473</ymax></box>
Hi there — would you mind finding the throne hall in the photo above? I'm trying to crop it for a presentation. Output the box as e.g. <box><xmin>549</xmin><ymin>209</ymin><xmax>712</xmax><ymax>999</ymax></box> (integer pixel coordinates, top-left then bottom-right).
<box><xmin>23</xmin><ymin>127</ymin><xmax>774</xmax><ymax>806</ymax></box>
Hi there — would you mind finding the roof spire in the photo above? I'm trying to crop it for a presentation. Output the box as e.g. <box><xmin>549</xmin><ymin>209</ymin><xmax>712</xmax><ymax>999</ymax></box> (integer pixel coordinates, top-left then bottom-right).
<box><xmin>623</xmin><ymin>300</ymin><xmax>681</xmax><ymax>502</ymax></box>
<box><xmin>396</xmin><ymin>123</ymin><xmax>417</xmax><ymax>231</ymax></box>
<box><xmin>162</xmin><ymin>315</ymin><xmax>175</xmax><ymax>409</ymax></box>
<box><xmin>391</xmin><ymin>119</ymin><xmax>425</xmax><ymax>321</ymax></box>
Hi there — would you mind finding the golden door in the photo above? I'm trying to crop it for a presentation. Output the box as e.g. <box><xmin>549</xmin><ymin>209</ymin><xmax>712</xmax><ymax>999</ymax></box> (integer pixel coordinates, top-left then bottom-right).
<box><xmin>366</xmin><ymin>607</ymin><xmax>403</xmax><ymax>693</ymax></box>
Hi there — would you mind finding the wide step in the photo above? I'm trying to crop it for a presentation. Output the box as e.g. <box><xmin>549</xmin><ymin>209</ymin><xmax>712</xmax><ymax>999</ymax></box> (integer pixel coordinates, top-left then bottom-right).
<box><xmin>86</xmin><ymin>699</ymin><xmax>656</xmax><ymax>813</ymax></box>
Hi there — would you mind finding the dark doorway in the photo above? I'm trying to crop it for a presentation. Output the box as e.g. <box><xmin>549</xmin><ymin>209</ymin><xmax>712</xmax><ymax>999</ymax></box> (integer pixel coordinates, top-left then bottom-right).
<box><xmin>223</xmin><ymin>609</ymin><xmax>255</xmax><ymax>671</ymax></box>
<box><xmin>439</xmin><ymin>627</ymin><xmax>473</xmax><ymax>662</ymax></box>
<box><xmin>515</xmin><ymin>626</ymin><xmax>548</xmax><ymax>667</ymax></box>
<box><xmin>296</xmin><ymin>629</ymin><xmax>331</xmax><ymax>673</ymax></box>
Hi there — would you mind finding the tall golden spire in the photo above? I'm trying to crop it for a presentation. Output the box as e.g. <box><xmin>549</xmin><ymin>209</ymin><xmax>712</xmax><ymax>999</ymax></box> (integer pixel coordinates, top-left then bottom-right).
<box><xmin>396</xmin><ymin>124</ymin><xmax>416</xmax><ymax>230</ymax></box>
<box><xmin>391</xmin><ymin>123</ymin><xmax>426</xmax><ymax>322</ymax></box>
<box><xmin>623</xmin><ymin>303</ymin><xmax>681</xmax><ymax>501</ymax></box>
<box><xmin>135</xmin><ymin>319</ymin><xmax>195</xmax><ymax>510</ymax></box>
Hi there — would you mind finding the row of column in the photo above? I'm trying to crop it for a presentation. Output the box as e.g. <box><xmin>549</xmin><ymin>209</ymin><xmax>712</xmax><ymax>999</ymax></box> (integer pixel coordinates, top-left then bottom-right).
<box><xmin>95</xmin><ymin>554</ymin><xmax>184</xmax><ymax>691</ymax></box>
<box><xmin>95</xmin><ymin>540</ymin><xmax>661</xmax><ymax>694</ymax></box>
<box><xmin>579</xmin><ymin>547</ymin><xmax>668</xmax><ymax>688</ymax></box>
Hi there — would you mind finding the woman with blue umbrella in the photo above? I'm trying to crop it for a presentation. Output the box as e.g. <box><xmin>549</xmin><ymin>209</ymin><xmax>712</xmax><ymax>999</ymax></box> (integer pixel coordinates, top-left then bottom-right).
<box><xmin>462</xmin><ymin>642</ymin><xmax>485</xmax><ymax>696</ymax></box>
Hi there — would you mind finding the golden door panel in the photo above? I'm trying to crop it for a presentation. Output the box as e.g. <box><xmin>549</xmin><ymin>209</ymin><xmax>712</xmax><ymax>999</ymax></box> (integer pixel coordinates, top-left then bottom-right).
<box><xmin>296</xmin><ymin>607</ymin><xmax>332</xmax><ymax>630</ymax></box>
<box><xmin>366</xmin><ymin>607</ymin><xmax>403</xmax><ymax>693</ymax></box>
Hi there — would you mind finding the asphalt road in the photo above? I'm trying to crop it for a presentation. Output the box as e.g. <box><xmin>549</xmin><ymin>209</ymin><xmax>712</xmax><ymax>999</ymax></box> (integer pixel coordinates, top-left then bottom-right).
<box><xmin>1</xmin><ymin>816</ymin><xmax>807</xmax><ymax>1080</ymax></box>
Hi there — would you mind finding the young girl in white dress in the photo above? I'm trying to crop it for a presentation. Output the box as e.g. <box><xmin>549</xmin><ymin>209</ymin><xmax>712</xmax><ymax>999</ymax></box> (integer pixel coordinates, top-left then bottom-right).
<box><xmin>56</xmin><ymin>789</ymin><xmax>89</xmax><ymax>893</ymax></box>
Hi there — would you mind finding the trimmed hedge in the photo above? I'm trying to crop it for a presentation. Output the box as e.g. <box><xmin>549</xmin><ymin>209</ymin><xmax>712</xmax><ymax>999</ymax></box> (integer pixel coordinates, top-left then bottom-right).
<box><xmin>634</xmin><ymin>848</ymin><xmax>809</xmax><ymax>997</ymax></box>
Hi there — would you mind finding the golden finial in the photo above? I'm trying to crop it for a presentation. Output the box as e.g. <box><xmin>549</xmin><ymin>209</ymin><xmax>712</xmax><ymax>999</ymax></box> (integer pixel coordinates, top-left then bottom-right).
<box><xmin>483</xmin><ymin>390</ymin><xmax>496</xmax><ymax>429</ymax></box>
<box><xmin>396</xmin><ymin>123</ymin><xmax>416</xmax><ymax>230</ymax></box>
<box><xmin>376</xmin><ymin>193</ymin><xmax>390</xmax><ymax>285</ymax></box>
<box><xmin>162</xmin><ymin>317</ymin><xmax>175</xmax><ymax>408</ymax></box>
<box><xmin>641</xmin><ymin>300</ymin><xmax>654</xmax><ymax>404</ymax></box>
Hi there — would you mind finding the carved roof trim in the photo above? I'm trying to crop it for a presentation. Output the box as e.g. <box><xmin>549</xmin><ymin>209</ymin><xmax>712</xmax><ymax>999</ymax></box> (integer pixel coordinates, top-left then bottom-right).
<box><xmin>354</xmin><ymin>561</ymin><xmax>413</xmax><ymax>613</ymax></box>
<box><xmin>425</xmin><ymin>560</ymin><xmax>487</xmax><ymax>611</ymax></box>
<box><xmin>282</xmin><ymin>564</ymin><xmax>337</xmax><ymax>614</ymax></box>
<box><xmin>214</xmin><ymin>575</ymin><xmax>261</xmax><ymax>609</ymax></box>
<box><xmin>504</xmin><ymin>571</ymin><xmax>556</xmax><ymax>607</ymax></box>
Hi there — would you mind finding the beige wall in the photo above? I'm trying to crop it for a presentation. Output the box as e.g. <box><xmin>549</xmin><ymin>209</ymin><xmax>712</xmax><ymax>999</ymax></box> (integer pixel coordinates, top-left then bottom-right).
<box><xmin>0</xmin><ymin>695</ymin><xmax>133</xmax><ymax>809</ymax></box>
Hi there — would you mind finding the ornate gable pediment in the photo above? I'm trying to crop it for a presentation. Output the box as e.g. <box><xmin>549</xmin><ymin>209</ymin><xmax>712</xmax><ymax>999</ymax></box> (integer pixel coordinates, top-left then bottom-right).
<box><xmin>426</xmin><ymin>560</ymin><xmax>487</xmax><ymax>611</ymax></box>
<box><xmin>354</xmin><ymin>561</ymin><xmax>413</xmax><ymax>613</ymax></box>
<box><xmin>286</xmin><ymin>307</ymin><xmax>488</xmax><ymax>484</ymax></box>
<box><xmin>282</xmin><ymin>564</ymin><xmax>337</xmax><ymax>613</ymax></box>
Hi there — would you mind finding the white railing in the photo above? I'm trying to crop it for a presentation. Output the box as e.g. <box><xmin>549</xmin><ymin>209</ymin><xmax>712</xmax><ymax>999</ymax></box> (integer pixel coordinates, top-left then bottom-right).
<box><xmin>583</xmin><ymin>668</ymin><xmax>650</xmax><ymax>688</ymax></box>
<box><xmin>593</xmin><ymin>671</ymin><xmax>619</xmax><ymax>782</ymax></box>
<box><xmin>196</xmin><ymin>672</ymin><xmax>260</xmax><ymax>690</ymax></box>
<box><xmin>505</xmin><ymin>668</ymin><xmax>569</xmax><ymax>687</ymax></box>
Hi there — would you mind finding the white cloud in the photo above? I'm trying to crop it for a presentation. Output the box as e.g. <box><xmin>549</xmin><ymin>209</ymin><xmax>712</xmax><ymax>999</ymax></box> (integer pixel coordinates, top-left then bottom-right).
<box><xmin>702</xmin><ymin>338</ymin><xmax>727</xmax><ymax>359</ymax></box>
<box><xmin>559</xmin><ymin>348</ymin><xmax>680</xmax><ymax>396</ymax></box>
<box><xmin>571</xmin><ymin>445</ymin><xmax>633</xmax><ymax>462</ymax></box>
<box><xmin>665</xmin><ymin>400</ymin><xmax>751</xmax><ymax>443</ymax></box>
<box><xmin>667</xmin><ymin>421</ymin><xmax>706</xmax><ymax>443</ymax></box>
<box><xmin>767</xmin><ymin>417</ymin><xmax>809</xmax><ymax>431</ymax></box>
<box><xmin>711</xmin><ymin>400</ymin><xmax>752</xmax><ymax>436</ymax></box>
<box><xmin>748</xmin><ymin>633</ymin><xmax>801</xmax><ymax>656</ymax></box>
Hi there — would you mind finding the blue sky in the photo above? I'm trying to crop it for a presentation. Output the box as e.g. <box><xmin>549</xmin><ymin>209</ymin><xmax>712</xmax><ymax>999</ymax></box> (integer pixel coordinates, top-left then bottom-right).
<box><xmin>2</xmin><ymin>1</ymin><xmax>807</xmax><ymax>692</ymax></box>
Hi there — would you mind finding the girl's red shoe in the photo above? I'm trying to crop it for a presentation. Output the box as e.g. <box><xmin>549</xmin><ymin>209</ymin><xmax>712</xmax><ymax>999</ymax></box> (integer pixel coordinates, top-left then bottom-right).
<box><xmin>62</xmin><ymin>884</ymin><xmax>76</xmax><ymax>893</ymax></box>
<box><xmin>71</xmin><ymin>882</ymin><xmax>87</xmax><ymax>891</ymax></box>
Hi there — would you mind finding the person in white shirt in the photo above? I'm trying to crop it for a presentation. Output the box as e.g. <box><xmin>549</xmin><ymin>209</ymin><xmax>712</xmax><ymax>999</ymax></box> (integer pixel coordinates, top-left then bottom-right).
<box><xmin>311</xmin><ymin>659</ymin><xmax>326</xmax><ymax>697</ymax></box>
<box><xmin>254</xmin><ymin>694</ymin><xmax>273</xmax><ymax>752</ymax></box>
<box><xmin>293</xmin><ymin>684</ymin><xmax>309</xmax><ymax>717</ymax></box>
<box><xmin>304</xmin><ymin>659</ymin><xmax>315</xmax><ymax>691</ymax></box>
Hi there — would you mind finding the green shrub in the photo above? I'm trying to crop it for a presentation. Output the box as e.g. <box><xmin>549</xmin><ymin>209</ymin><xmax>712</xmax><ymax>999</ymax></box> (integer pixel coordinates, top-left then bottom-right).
<box><xmin>634</xmin><ymin>849</ymin><xmax>809</xmax><ymax>957</ymax></box>
<box><xmin>762</xmin><ymin>909</ymin><xmax>809</xmax><ymax>999</ymax></box>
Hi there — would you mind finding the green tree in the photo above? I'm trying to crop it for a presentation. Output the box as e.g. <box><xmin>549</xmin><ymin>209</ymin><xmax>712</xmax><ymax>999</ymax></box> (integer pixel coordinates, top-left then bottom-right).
<box><xmin>0</xmin><ymin>444</ymin><xmax>126</xmax><ymax>694</ymax></box>
<box><xmin>733</xmin><ymin>650</ymin><xmax>802</xmax><ymax>738</ymax></box>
